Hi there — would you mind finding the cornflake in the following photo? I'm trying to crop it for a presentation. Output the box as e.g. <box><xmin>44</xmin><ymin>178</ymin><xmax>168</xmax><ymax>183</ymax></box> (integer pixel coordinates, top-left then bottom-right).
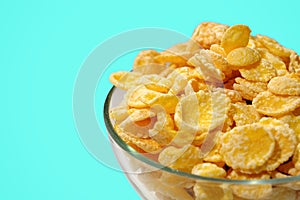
<box><xmin>268</xmin><ymin>74</ymin><xmax>300</xmax><ymax>96</ymax></box>
<box><xmin>239</xmin><ymin>59</ymin><xmax>277</xmax><ymax>82</ymax></box>
<box><xmin>221</xmin><ymin>24</ymin><xmax>251</xmax><ymax>54</ymax></box>
<box><xmin>109</xmin><ymin>71</ymin><xmax>142</xmax><ymax>90</ymax></box>
<box><xmin>192</xmin><ymin>22</ymin><xmax>228</xmax><ymax>49</ymax></box>
<box><xmin>226</xmin><ymin>47</ymin><xmax>261</xmax><ymax>69</ymax></box>
<box><xmin>227</xmin><ymin>170</ymin><xmax>272</xmax><ymax>199</ymax></box>
<box><xmin>192</xmin><ymin>163</ymin><xmax>226</xmax><ymax>178</ymax></box>
<box><xmin>256</xmin><ymin>34</ymin><xmax>292</xmax><ymax>58</ymax></box>
<box><xmin>232</xmin><ymin>102</ymin><xmax>261</xmax><ymax>126</ymax></box>
<box><xmin>174</xmin><ymin>90</ymin><xmax>230</xmax><ymax>134</ymax></box>
<box><xmin>233</xmin><ymin>77</ymin><xmax>267</xmax><ymax>100</ymax></box>
<box><xmin>258</xmin><ymin>118</ymin><xmax>297</xmax><ymax>171</ymax></box>
<box><xmin>220</xmin><ymin>124</ymin><xmax>275</xmax><ymax>171</ymax></box>
<box><xmin>258</xmin><ymin>48</ymin><xmax>289</xmax><ymax>76</ymax></box>
<box><xmin>278</xmin><ymin>114</ymin><xmax>300</xmax><ymax>141</ymax></box>
<box><xmin>253</xmin><ymin>91</ymin><xmax>300</xmax><ymax>116</ymax></box>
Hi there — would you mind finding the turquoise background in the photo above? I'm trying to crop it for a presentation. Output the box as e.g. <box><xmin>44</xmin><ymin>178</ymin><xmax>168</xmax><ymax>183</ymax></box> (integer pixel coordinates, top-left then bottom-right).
<box><xmin>1</xmin><ymin>0</ymin><xmax>300</xmax><ymax>199</ymax></box>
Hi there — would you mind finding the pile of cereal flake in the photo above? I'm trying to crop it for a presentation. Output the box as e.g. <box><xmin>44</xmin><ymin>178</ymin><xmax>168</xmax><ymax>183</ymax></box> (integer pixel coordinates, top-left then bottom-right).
<box><xmin>109</xmin><ymin>22</ymin><xmax>300</xmax><ymax>183</ymax></box>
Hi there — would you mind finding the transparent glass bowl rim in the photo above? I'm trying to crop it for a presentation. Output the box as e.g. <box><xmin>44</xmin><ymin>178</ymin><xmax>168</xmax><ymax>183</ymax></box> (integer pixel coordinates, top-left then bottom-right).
<box><xmin>104</xmin><ymin>86</ymin><xmax>300</xmax><ymax>185</ymax></box>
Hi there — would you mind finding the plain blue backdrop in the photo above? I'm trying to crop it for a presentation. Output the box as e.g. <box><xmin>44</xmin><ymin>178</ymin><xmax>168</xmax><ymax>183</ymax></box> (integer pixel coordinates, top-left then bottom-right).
<box><xmin>1</xmin><ymin>0</ymin><xmax>300</xmax><ymax>199</ymax></box>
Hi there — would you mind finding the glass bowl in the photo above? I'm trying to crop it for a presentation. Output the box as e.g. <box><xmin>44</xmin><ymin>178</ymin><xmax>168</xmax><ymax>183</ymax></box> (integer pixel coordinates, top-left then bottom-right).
<box><xmin>104</xmin><ymin>86</ymin><xmax>300</xmax><ymax>200</ymax></box>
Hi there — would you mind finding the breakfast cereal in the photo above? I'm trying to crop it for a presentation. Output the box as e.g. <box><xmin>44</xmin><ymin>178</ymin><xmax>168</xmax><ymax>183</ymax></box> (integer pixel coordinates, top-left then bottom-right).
<box><xmin>108</xmin><ymin>21</ymin><xmax>300</xmax><ymax>200</ymax></box>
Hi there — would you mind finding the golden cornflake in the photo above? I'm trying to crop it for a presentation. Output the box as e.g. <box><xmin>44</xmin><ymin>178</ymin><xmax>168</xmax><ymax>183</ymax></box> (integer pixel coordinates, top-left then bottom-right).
<box><xmin>278</xmin><ymin>114</ymin><xmax>300</xmax><ymax>141</ymax></box>
<box><xmin>192</xmin><ymin>163</ymin><xmax>226</xmax><ymax>178</ymax></box>
<box><xmin>227</xmin><ymin>170</ymin><xmax>272</xmax><ymax>199</ymax></box>
<box><xmin>258</xmin><ymin>117</ymin><xmax>297</xmax><ymax>171</ymax></box>
<box><xmin>174</xmin><ymin>90</ymin><xmax>230</xmax><ymax>134</ymax></box>
<box><xmin>252</xmin><ymin>91</ymin><xmax>300</xmax><ymax>116</ymax></box>
<box><xmin>268</xmin><ymin>74</ymin><xmax>300</xmax><ymax>96</ymax></box>
<box><xmin>256</xmin><ymin>34</ymin><xmax>292</xmax><ymax>58</ymax></box>
<box><xmin>109</xmin><ymin>71</ymin><xmax>142</xmax><ymax>90</ymax></box>
<box><xmin>258</xmin><ymin>48</ymin><xmax>289</xmax><ymax>76</ymax></box>
<box><xmin>220</xmin><ymin>124</ymin><xmax>275</xmax><ymax>171</ymax></box>
<box><xmin>221</xmin><ymin>24</ymin><xmax>251</xmax><ymax>54</ymax></box>
<box><xmin>233</xmin><ymin>77</ymin><xmax>267</xmax><ymax>100</ymax></box>
<box><xmin>226</xmin><ymin>47</ymin><xmax>261</xmax><ymax>69</ymax></box>
<box><xmin>289</xmin><ymin>50</ymin><xmax>300</xmax><ymax>74</ymax></box>
<box><xmin>192</xmin><ymin>22</ymin><xmax>229</xmax><ymax>49</ymax></box>
<box><xmin>232</xmin><ymin>102</ymin><xmax>261</xmax><ymax>126</ymax></box>
<box><xmin>239</xmin><ymin>59</ymin><xmax>277</xmax><ymax>82</ymax></box>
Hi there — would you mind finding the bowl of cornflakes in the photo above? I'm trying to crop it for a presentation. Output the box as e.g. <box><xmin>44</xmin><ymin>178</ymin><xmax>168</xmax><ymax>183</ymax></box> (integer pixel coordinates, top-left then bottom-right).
<box><xmin>104</xmin><ymin>22</ymin><xmax>300</xmax><ymax>200</ymax></box>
